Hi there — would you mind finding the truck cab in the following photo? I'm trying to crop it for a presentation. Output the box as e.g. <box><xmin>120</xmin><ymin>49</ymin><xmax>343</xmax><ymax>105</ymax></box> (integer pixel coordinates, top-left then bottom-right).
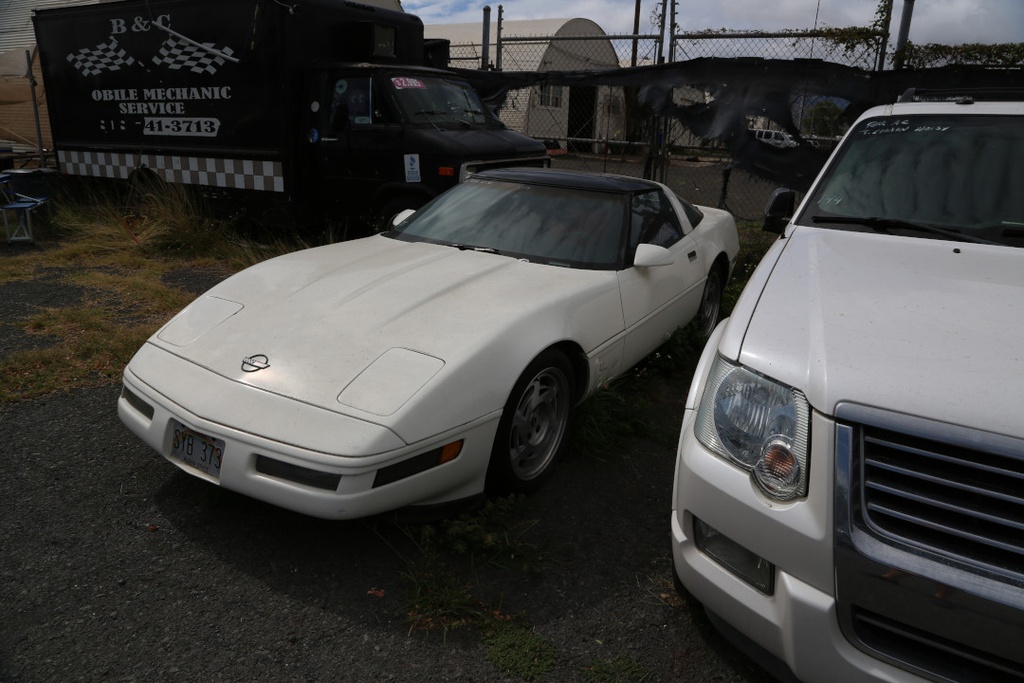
<box><xmin>32</xmin><ymin>0</ymin><xmax>547</xmax><ymax>224</ymax></box>
<box><xmin>305</xmin><ymin>64</ymin><xmax>548</xmax><ymax>218</ymax></box>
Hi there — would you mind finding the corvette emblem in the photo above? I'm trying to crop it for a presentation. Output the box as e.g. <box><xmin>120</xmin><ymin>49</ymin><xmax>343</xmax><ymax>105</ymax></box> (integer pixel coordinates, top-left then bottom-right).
<box><xmin>241</xmin><ymin>354</ymin><xmax>270</xmax><ymax>372</ymax></box>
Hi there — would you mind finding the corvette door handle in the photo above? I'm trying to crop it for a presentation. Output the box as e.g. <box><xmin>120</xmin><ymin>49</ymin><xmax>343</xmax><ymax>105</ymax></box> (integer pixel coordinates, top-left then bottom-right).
<box><xmin>687</xmin><ymin>250</ymin><xmax>697</xmax><ymax>261</ymax></box>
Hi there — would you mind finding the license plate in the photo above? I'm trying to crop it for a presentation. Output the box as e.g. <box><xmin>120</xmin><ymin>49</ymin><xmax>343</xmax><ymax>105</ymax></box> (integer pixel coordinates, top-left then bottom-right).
<box><xmin>170</xmin><ymin>420</ymin><xmax>225</xmax><ymax>479</ymax></box>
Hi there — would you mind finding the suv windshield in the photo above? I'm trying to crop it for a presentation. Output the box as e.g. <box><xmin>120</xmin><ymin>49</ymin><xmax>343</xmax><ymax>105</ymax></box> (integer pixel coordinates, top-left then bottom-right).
<box><xmin>387</xmin><ymin>74</ymin><xmax>499</xmax><ymax>127</ymax></box>
<box><xmin>799</xmin><ymin>114</ymin><xmax>1024</xmax><ymax>247</ymax></box>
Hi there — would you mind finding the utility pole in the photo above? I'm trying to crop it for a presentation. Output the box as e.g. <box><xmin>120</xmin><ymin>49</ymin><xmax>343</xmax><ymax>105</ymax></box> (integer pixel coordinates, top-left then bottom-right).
<box><xmin>631</xmin><ymin>0</ymin><xmax>641</xmax><ymax>67</ymax></box>
<box><xmin>894</xmin><ymin>0</ymin><xmax>916</xmax><ymax>69</ymax></box>
<box><xmin>874</xmin><ymin>0</ymin><xmax>894</xmax><ymax>71</ymax></box>
<box><xmin>481</xmin><ymin>5</ymin><xmax>491</xmax><ymax>70</ymax></box>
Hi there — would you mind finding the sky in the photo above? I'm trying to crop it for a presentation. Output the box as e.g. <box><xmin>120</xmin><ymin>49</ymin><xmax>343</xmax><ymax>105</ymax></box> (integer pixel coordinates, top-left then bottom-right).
<box><xmin>405</xmin><ymin>0</ymin><xmax>1024</xmax><ymax>46</ymax></box>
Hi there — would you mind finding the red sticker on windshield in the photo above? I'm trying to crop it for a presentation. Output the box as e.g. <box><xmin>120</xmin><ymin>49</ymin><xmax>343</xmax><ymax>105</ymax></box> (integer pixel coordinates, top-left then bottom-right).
<box><xmin>391</xmin><ymin>77</ymin><xmax>426</xmax><ymax>89</ymax></box>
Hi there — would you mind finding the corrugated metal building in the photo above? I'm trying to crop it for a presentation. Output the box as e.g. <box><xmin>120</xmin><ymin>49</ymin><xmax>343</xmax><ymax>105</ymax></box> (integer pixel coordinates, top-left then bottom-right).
<box><xmin>426</xmin><ymin>19</ymin><xmax>623</xmax><ymax>152</ymax></box>
<box><xmin>1</xmin><ymin>0</ymin><xmax>101</xmax><ymax>159</ymax></box>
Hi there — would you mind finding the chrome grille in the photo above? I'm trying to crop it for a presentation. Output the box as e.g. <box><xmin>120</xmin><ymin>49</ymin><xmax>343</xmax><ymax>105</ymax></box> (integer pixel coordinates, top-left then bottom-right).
<box><xmin>860</xmin><ymin>424</ymin><xmax>1024</xmax><ymax>581</ymax></box>
<box><xmin>851</xmin><ymin>607</ymin><xmax>1024</xmax><ymax>682</ymax></box>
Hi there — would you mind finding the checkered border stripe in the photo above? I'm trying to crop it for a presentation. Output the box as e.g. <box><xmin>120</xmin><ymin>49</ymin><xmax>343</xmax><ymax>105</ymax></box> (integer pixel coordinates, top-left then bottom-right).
<box><xmin>57</xmin><ymin>150</ymin><xmax>284</xmax><ymax>192</ymax></box>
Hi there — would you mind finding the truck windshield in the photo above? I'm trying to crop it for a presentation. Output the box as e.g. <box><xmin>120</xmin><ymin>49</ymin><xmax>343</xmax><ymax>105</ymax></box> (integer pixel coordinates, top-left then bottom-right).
<box><xmin>799</xmin><ymin>114</ymin><xmax>1024</xmax><ymax>247</ymax></box>
<box><xmin>387</xmin><ymin>75</ymin><xmax>498</xmax><ymax>127</ymax></box>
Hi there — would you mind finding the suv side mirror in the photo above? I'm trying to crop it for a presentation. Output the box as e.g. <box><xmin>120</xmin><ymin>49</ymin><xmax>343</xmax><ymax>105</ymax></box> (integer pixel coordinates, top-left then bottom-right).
<box><xmin>764</xmin><ymin>188</ymin><xmax>796</xmax><ymax>234</ymax></box>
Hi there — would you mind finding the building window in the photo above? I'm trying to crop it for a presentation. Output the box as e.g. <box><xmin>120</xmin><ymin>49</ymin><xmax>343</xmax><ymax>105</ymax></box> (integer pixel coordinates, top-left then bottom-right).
<box><xmin>606</xmin><ymin>94</ymin><xmax>622</xmax><ymax>116</ymax></box>
<box><xmin>539</xmin><ymin>84</ymin><xmax>562</xmax><ymax>108</ymax></box>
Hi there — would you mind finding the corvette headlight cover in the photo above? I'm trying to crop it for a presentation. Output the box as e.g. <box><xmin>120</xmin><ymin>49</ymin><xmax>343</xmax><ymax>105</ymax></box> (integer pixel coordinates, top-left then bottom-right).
<box><xmin>157</xmin><ymin>296</ymin><xmax>243</xmax><ymax>346</ymax></box>
<box><xmin>694</xmin><ymin>356</ymin><xmax>810</xmax><ymax>500</ymax></box>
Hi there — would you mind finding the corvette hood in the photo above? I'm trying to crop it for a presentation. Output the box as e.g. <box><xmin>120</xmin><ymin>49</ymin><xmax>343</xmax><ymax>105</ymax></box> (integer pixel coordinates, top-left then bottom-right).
<box><xmin>141</xmin><ymin>236</ymin><xmax>621</xmax><ymax>440</ymax></box>
<box><xmin>736</xmin><ymin>228</ymin><xmax>1024</xmax><ymax>437</ymax></box>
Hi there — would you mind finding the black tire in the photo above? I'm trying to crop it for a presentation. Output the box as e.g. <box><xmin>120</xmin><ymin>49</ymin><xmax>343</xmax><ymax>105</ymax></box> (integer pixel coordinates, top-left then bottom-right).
<box><xmin>696</xmin><ymin>265</ymin><xmax>724</xmax><ymax>339</ymax></box>
<box><xmin>486</xmin><ymin>350</ymin><xmax>574</xmax><ymax>494</ymax></box>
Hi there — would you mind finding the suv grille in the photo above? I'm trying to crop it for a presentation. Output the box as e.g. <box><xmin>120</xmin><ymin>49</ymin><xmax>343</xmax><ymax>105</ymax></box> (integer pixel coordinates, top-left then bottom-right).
<box><xmin>860</xmin><ymin>425</ymin><xmax>1024</xmax><ymax>580</ymax></box>
<box><xmin>851</xmin><ymin>607</ymin><xmax>1024</xmax><ymax>682</ymax></box>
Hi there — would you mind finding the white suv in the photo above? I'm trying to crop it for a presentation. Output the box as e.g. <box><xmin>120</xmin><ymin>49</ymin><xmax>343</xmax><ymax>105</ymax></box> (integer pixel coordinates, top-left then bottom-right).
<box><xmin>672</xmin><ymin>93</ymin><xmax>1024</xmax><ymax>682</ymax></box>
<box><xmin>751</xmin><ymin>128</ymin><xmax>798</xmax><ymax>148</ymax></box>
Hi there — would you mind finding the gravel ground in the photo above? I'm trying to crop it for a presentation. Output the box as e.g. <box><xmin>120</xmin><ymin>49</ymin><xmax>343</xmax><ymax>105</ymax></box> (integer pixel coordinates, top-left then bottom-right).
<box><xmin>0</xmin><ymin>241</ymin><xmax>776</xmax><ymax>683</ymax></box>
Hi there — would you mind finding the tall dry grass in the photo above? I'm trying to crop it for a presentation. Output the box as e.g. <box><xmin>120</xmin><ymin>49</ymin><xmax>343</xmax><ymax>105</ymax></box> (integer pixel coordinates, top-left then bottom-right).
<box><xmin>0</xmin><ymin>176</ymin><xmax>311</xmax><ymax>400</ymax></box>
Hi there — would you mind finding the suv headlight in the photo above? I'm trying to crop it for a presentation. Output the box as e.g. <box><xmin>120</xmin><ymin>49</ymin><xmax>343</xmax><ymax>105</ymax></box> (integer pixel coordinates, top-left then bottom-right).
<box><xmin>693</xmin><ymin>356</ymin><xmax>810</xmax><ymax>500</ymax></box>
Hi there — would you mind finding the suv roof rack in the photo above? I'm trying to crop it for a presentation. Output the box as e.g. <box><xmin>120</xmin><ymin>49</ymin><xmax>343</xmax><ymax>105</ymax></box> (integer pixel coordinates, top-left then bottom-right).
<box><xmin>898</xmin><ymin>87</ymin><xmax>1024</xmax><ymax>104</ymax></box>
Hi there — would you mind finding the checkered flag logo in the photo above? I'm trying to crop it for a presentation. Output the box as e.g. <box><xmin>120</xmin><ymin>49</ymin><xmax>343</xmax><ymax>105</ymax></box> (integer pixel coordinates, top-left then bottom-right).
<box><xmin>152</xmin><ymin>36</ymin><xmax>234</xmax><ymax>75</ymax></box>
<box><xmin>66</xmin><ymin>38</ymin><xmax>136</xmax><ymax>76</ymax></box>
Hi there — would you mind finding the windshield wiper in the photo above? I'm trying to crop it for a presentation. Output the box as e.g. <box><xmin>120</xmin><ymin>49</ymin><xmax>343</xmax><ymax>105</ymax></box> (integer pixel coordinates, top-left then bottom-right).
<box><xmin>450</xmin><ymin>243</ymin><xmax>500</xmax><ymax>255</ymax></box>
<box><xmin>811</xmin><ymin>215</ymin><xmax>1001</xmax><ymax>245</ymax></box>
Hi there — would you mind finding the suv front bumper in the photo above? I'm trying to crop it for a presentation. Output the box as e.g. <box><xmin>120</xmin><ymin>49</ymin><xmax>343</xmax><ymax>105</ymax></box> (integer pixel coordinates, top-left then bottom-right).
<box><xmin>671</xmin><ymin>407</ymin><xmax>925</xmax><ymax>683</ymax></box>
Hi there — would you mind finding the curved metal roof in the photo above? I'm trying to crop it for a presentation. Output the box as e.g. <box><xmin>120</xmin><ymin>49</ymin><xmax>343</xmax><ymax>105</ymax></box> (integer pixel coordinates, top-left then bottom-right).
<box><xmin>425</xmin><ymin>18</ymin><xmax>616</xmax><ymax>72</ymax></box>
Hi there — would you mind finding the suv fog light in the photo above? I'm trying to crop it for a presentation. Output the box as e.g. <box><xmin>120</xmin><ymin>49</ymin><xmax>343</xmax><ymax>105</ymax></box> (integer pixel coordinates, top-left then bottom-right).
<box><xmin>693</xmin><ymin>516</ymin><xmax>774</xmax><ymax>595</ymax></box>
<box><xmin>754</xmin><ymin>437</ymin><xmax>802</xmax><ymax>498</ymax></box>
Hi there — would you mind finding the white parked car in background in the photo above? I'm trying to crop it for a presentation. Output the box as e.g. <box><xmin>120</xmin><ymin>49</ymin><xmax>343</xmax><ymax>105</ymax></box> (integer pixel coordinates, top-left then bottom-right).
<box><xmin>673</xmin><ymin>92</ymin><xmax>1024</xmax><ymax>682</ymax></box>
<box><xmin>119</xmin><ymin>168</ymin><xmax>739</xmax><ymax>520</ymax></box>
<box><xmin>750</xmin><ymin>128</ymin><xmax>798</xmax><ymax>148</ymax></box>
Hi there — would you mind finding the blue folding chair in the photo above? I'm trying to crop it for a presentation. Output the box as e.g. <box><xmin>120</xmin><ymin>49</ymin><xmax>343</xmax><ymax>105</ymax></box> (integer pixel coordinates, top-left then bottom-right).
<box><xmin>1</xmin><ymin>172</ymin><xmax>47</xmax><ymax>244</ymax></box>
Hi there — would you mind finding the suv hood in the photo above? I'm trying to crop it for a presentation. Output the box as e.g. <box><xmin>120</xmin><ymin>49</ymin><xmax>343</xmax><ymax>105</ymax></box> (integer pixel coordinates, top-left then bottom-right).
<box><xmin>738</xmin><ymin>228</ymin><xmax>1024</xmax><ymax>437</ymax></box>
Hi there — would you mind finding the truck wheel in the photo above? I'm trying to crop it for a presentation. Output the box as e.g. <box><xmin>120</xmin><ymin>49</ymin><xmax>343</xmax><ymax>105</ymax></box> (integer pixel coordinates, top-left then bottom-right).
<box><xmin>487</xmin><ymin>350</ymin><xmax>574</xmax><ymax>494</ymax></box>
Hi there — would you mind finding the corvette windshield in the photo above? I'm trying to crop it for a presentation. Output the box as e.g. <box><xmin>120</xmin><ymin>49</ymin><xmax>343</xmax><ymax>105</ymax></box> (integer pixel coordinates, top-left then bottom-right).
<box><xmin>800</xmin><ymin>114</ymin><xmax>1024</xmax><ymax>247</ymax></box>
<box><xmin>389</xmin><ymin>178</ymin><xmax>627</xmax><ymax>268</ymax></box>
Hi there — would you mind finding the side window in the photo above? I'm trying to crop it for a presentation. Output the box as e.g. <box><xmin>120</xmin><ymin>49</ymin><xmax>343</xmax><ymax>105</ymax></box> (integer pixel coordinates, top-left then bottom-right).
<box><xmin>672</xmin><ymin>190</ymin><xmax>704</xmax><ymax>231</ymax></box>
<box><xmin>629</xmin><ymin>189</ymin><xmax>683</xmax><ymax>258</ymax></box>
<box><xmin>330</xmin><ymin>76</ymin><xmax>373</xmax><ymax>130</ymax></box>
<box><xmin>539</xmin><ymin>84</ymin><xmax>562</xmax><ymax>108</ymax></box>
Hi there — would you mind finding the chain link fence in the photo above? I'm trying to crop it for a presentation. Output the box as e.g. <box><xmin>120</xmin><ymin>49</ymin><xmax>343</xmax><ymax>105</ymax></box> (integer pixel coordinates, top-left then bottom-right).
<box><xmin>445</xmin><ymin>24</ymin><xmax>886</xmax><ymax>221</ymax></box>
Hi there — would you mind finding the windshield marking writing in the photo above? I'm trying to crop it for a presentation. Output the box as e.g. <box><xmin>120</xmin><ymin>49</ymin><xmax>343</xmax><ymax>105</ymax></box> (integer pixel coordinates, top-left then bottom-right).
<box><xmin>391</xmin><ymin>77</ymin><xmax>426</xmax><ymax>89</ymax></box>
<box><xmin>858</xmin><ymin>118</ymin><xmax>954</xmax><ymax>137</ymax></box>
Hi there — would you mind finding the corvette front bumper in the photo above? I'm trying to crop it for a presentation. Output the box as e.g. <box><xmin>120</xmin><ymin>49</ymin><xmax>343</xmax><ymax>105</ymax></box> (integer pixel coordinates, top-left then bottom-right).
<box><xmin>118</xmin><ymin>347</ymin><xmax>499</xmax><ymax>520</ymax></box>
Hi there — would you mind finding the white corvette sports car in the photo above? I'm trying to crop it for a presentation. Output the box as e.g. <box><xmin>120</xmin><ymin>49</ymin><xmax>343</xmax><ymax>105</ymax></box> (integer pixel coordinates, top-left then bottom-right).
<box><xmin>119</xmin><ymin>168</ymin><xmax>739</xmax><ymax>519</ymax></box>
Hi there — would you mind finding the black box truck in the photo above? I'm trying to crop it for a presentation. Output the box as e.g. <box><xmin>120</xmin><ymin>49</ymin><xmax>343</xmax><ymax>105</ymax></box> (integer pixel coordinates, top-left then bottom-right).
<box><xmin>32</xmin><ymin>0</ymin><xmax>549</xmax><ymax>219</ymax></box>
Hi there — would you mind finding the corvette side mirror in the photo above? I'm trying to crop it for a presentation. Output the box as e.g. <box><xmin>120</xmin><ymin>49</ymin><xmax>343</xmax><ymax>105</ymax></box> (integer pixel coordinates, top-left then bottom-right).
<box><xmin>392</xmin><ymin>209</ymin><xmax>416</xmax><ymax>227</ymax></box>
<box><xmin>633</xmin><ymin>243</ymin><xmax>674</xmax><ymax>268</ymax></box>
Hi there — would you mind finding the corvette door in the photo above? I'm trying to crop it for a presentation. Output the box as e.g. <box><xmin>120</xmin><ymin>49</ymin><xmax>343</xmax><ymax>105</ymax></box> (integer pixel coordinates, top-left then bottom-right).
<box><xmin>617</xmin><ymin>189</ymin><xmax>705</xmax><ymax>367</ymax></box>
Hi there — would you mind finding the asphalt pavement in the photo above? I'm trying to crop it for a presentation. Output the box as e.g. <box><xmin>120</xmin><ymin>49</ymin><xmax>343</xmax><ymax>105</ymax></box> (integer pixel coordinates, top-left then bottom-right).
<box><xmin>0</xmin><ymin>249</ymin><xmax>777</xmax><ymax>682</ymax></box>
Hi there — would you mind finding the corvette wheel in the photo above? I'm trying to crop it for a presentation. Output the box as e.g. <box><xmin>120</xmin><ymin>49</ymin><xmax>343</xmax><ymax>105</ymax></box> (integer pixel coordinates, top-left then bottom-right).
<box><xmin>487</xmin><ymin>350</ymin><xmax>574</xmax><ymax>494</ymax></box>
<box><xmin>697</xmin><ymin>267</ymin><xmax>724</xmax><ymax>339</ymax></box>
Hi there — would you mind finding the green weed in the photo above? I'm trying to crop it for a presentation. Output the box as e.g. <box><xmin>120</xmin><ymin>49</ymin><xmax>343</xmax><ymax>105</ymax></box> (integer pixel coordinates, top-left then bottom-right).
<box><xmin>400</xmin><ymin>553</ymin><xmax>487</xmax><ymax>633</ymax></box>
<box><xmin>395</xmin><ymin>496</ymin><xmax>540</xmax><ymax>632</ymax></box>
<box><xmin>483</xmin><ymin>621</ymin><xmax>557</xmax><ymax>681</ymax></box>
<box><xmin>585</xmin><ymin>654</ymin><xmax>651</xmax><ymax>683</ymax></box>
